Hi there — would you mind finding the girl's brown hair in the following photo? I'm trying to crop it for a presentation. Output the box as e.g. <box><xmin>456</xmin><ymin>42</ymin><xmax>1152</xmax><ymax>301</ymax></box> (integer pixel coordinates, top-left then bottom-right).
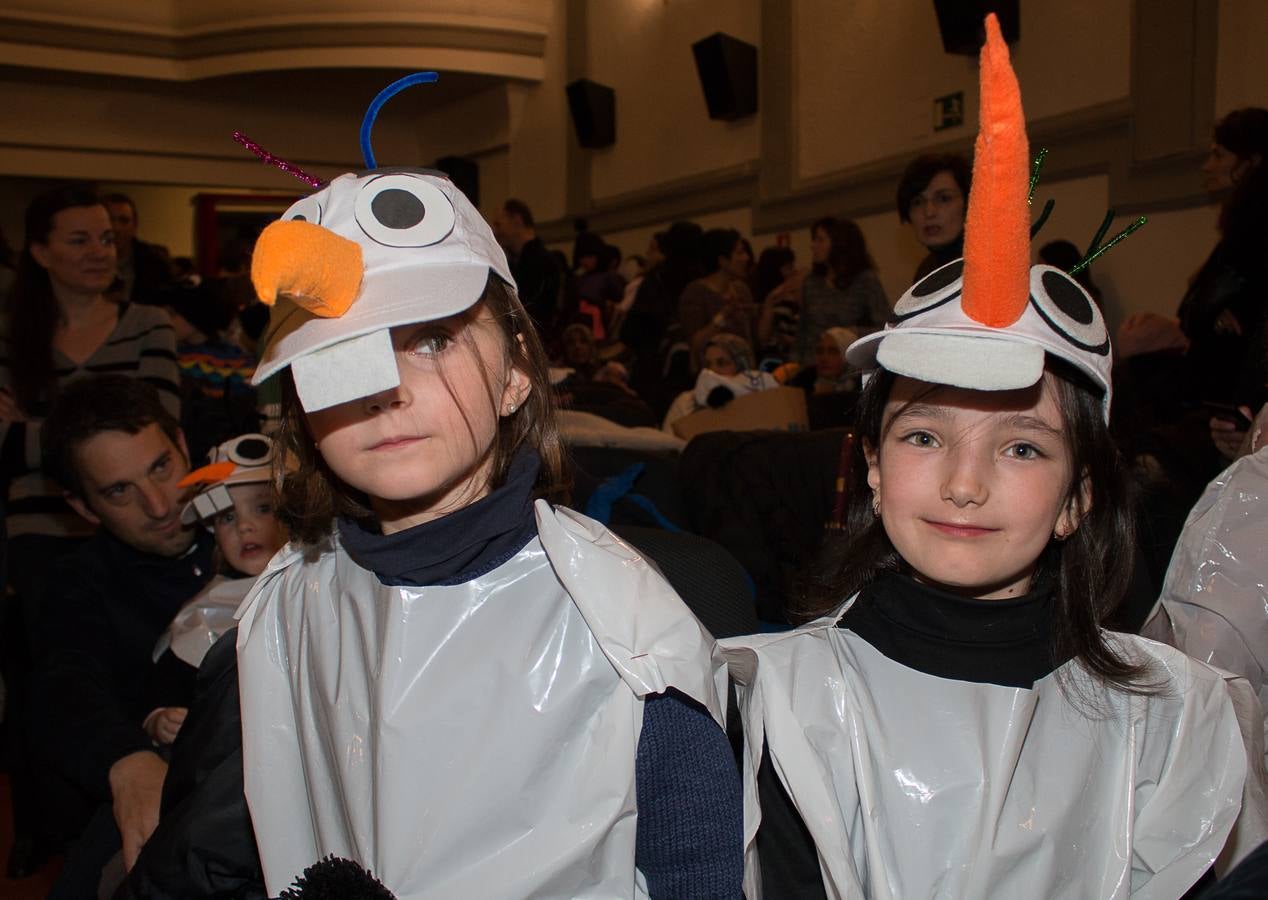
<box><xmin>275</xmin><ymin>274</ymin><xmax>570</xmax><ymax>545</ymax></box>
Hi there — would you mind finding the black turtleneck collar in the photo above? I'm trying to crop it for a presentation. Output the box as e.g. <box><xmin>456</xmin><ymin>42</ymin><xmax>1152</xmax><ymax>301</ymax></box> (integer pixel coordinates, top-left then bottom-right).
<box><xmin>838</xmin><ymin>571</ymin><xmax>1069</xmax><ymax>688</ymax></box>
<box><xmin>338</xmin><ymin>448</ymin><xmax>542</xmax><ymax>588</ymax></box>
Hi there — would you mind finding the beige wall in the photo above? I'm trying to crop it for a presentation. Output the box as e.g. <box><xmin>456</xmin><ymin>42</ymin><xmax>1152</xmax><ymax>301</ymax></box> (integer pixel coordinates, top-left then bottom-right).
<box><xmin>795</xmin><ymin>0</ymin><xmax>1131</xmax><ymax>179</ymax></box>
<box><xmin>1216</xmin><ymin>0</ymin><xmax>1268</xmax><ymax>114</ymax></box>
<box><xmin>583</xmin><ymin>0</ymin><xmax>760</xmax><ymax>201</ymax></box>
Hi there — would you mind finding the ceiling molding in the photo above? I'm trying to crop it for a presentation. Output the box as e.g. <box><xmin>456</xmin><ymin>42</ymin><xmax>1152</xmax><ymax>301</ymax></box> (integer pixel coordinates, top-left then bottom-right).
<box><xmin>0</xmin><ymin>14</ymin><xmax>546</xmax><ymax>82</ymax></box>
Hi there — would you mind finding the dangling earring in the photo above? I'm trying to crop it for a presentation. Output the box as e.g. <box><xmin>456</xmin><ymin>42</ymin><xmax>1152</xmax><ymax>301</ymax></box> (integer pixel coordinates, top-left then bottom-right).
<box><xmin>871</xmin><ymin>493</ymin><xmax>882</xmax><ymax>518</ymax></box>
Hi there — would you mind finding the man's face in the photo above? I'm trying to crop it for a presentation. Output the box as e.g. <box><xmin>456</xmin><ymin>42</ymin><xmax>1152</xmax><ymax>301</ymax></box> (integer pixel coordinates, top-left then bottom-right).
<box><xmin>66</xmin><ymin>424</ymin><xmax>196</xmax><ymax>558</ymax></box>
<box><xmin>492</xmin><ymin>209</ymin><xmax>524</xmax><ymax>251</ymax></box>
<box><xmin>106</xmin><ymin>201</ymin><xmax>137</xmax><ymax>251</ymax></box>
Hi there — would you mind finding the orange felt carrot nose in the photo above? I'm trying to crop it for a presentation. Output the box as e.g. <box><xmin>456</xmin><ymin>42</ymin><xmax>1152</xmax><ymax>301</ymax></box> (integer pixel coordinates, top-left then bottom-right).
<box><xmin>251</xmin><ymin>219</ymin><xmax>364</xmax><ymax>318</ymax></box>
<box><xmin>961</xmin><ymin>13</ymin><xmax>1030</xmax><ymax>328</ymax></box>
<box><xmin>178</xmin><ymin>460</ymin><xmax>236</xmax><ymax>488</ymax></box>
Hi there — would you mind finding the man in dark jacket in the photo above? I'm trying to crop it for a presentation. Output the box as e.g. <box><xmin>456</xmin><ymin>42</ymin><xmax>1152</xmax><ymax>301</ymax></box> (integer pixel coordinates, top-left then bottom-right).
<box><xmin>104</xmin><ymin>193</ymin><xmax>175</xmax><ymax>305</ymax></box>
<box><xmin>31</xmin><ymin>376</ymin><xmax>214</xmax><ymax>897</ymax></box>
<box><xmin>492</xmin><ymin>198</ymin><xmax>562</xmax><ymax>337</ymax></box>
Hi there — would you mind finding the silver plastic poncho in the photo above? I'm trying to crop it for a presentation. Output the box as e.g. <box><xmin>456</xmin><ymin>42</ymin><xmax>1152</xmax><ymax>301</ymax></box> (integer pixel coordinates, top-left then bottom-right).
<box><xmin>236</xmin><ymin>501</ymin><xmax>726</xmax><ymax>899</ymax></box>
<box><xmin>723</xmin><ymin>607</ymin><xmax>1251</xmax><ymax>899</ymax></box>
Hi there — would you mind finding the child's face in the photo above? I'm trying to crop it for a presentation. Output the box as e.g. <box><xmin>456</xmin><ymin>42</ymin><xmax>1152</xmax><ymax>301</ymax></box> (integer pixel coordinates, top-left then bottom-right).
<box><xmin>865</xmin><ymin>374</ymin><xmax>1081</xmax><ymax>600</ymax></box>
<box><xmin>214</xmin><ymin>482</ymin><xmax>285</xmax><ymax>576</ymax></box>
<box><xmin>304</xmin><ymin>304</ymin><xmax>530</xmax><ymax>534</ymax></box>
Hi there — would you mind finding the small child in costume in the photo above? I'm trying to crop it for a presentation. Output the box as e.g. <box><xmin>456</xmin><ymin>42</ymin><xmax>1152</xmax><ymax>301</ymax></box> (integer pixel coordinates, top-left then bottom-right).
<box><xmin>122</xmin><ymin>75</ymin><xmax>741</xmax><ymax>900</ymax></box>
<box><xmin>722</xmin><ymin>16</ymin><xmax>1264</xmax><ymax>899</ymax></box>
<box><xmin>144</xmin><ymin>433</ymin><xmax>287</xmax><ymax>745</ymax></box>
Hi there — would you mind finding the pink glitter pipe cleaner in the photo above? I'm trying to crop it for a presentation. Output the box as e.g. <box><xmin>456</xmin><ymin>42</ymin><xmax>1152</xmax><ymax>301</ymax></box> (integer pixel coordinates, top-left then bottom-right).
<box><xmin>232</xmin><ymin>131</ymin><xmax>325</xmax><ymax>189</ymax></box>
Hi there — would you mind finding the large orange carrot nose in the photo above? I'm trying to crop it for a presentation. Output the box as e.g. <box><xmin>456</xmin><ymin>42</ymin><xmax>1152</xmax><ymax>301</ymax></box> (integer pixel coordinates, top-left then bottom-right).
<box><xmin>961</xmin><ymin>13</ymin><xmax>1030</xmax><ymax>328</ymax></box>
<box><xmin>251</xmin><ymin>220</ymin><xmax>363</xmax><ymax>318</ymax></box>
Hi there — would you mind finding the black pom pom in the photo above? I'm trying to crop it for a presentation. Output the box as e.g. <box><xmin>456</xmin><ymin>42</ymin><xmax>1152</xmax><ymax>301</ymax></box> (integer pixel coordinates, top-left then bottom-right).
<box><xmin>276</xmin><ymin>856</ymin><xmax>396</xmax><ymax>900</ymax></box>
<box><xmin>706</xmin><ymin>385</ymin><xmax>735</xmax><ymax>409</ymax></box>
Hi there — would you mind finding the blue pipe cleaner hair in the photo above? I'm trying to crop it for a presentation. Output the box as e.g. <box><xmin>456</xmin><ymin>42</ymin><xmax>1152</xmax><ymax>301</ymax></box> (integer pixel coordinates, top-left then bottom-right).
<box><xmin>359</xmin><ymin>71</ymin><xmax>439</xmax><ymax>169</ymax></box>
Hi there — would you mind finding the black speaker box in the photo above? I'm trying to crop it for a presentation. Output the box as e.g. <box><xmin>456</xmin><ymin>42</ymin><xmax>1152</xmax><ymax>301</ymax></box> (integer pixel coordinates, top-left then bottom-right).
<box><xmin>692</xmin><ymin>32</ymin><xmax>758</xmax><ymax>121</ymax></box>
<box><xmin>566</xmin><ymin>79</ymin><xmax>616</xmax><ymax>149</ymax></box>
<box><xmin>434</xmin><ymin>155</ymin><xmax>479</xmax><ymax>207</ymax></box>
<box><xmin>932</xmin><ymin>0</ymin><xmax>1019</xmax><ymax>55</ymax></box>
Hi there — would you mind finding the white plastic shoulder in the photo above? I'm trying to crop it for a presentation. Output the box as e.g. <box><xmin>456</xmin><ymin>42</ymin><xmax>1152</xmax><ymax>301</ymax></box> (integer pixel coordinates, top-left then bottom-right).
<box><xmin>533</xmin><ymin>499</ymin><xmax>727</xmax><ymax>726</ymax></box>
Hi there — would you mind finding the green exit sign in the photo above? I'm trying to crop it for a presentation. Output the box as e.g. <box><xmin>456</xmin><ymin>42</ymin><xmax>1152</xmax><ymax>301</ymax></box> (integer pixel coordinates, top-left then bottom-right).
<box><xmin>934</xmin><ymin>91</ymin><xmax>965</xmax><ymax>131</ymax></box>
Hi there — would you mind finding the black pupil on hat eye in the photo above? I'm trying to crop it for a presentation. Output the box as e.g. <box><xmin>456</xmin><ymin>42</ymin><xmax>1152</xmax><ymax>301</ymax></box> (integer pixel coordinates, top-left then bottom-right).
<box><xmin>291</xmin><ymin>214</ymin><xmax>307</xmax><ymax>222</ymax></box>
<box><xmin>372</xmin><ymin>189</ymin><xmax>426</xmax><ymax>229</ymax></box>
<box><xmin>1041</xmin><ymin>271</ymin><xmax>1094</xmax><ymax>325</ymax></box>
<box><xmin>911</xmin><ymin>259</ymin><xmax>964</xmax><ymax>297</ymax></box>
<box><xmin>237</xmin><ymin>438</ymin><xmax>269</xmax><ymax>460</ymax></box>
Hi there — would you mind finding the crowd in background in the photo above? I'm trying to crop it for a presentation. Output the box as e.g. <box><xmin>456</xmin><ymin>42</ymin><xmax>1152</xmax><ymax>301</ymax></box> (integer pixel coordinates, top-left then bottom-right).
<box><xmin>0</xmin><ymin>105</ymin><xmax>1265</xmax><ymax>893</ymax></box>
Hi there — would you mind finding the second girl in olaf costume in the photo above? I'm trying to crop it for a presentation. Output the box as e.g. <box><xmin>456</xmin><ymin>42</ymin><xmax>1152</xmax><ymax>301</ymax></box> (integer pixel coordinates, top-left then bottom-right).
<box><xmin>723</xmin><ymin>16</ymin><xmax>1266</xmax><ymax>899</ymax></box>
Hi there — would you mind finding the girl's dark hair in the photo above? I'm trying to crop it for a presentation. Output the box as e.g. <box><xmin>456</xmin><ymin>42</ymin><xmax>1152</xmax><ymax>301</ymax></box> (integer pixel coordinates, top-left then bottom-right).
<box><xmin>750</xmin><ymin>246</ymin><xmax>794</xmax><ymax>305</ymax></box>
<box><xmin>1213</xmin><ymin>107</ymin><xmax>1268</xmax><ymax>257</ymax></box>
<box><xmin>276</xmin><ymin>274</ymin><xmax>571</xmax><ymax>545</ymax></box>
<box><xmin>9</xmin><ymin>184</ymin><xmax>109</xmax><ymax>413</ymax></box>
<box><xmin>811</xmin><ymin>216</ymin><xmax>876</xmax><ymax>291</ymax></box>
<box><xmin>798</xmin><ymin>361</ymin><xmax>1156</xmax><ymax>694</ymax></box>
<box><xmin>701</xmin><ymin>228</ymin><xmax>741</xmax><ymax>275</ymax></box>
<box><xmin>896</xmin><ymin>153</ymin><xmax>972</xmax><ymax>224</ymax></box>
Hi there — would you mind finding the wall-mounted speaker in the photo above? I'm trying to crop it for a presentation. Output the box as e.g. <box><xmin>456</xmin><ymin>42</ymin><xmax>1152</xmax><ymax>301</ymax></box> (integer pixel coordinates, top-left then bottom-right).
<box><xmin>932</xmin><ymin>0</ymin><xmax>1019</xmax><ymax>55</ymax></box>
<box><xmin>565</xmin><ymin>79</ymin><xmax>616</xmax><ymax>149</ymax></box>
<box><xmin>692</xmin><ymin>32</ymin><xmax>758</xmax><ymax>121</ymax></box>
<box><xmin>434</xmin><ymin>155</ymin><xmax>479</xmax><ymax>207</ymax></box>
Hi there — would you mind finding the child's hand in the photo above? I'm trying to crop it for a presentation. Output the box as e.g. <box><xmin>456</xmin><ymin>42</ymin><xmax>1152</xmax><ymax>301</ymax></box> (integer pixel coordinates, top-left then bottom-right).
<box><xmin>143</xmin><ymin>706</ymin><xmax>189</xmax><ymax>745</ymax></box>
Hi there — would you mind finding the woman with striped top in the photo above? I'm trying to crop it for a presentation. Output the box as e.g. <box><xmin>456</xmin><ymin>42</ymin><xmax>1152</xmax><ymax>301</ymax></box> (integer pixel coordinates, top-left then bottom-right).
<box><xmin>0</xmin><ymin>185</ymin><xmax>180</xmax><ymax>606</ymax></box>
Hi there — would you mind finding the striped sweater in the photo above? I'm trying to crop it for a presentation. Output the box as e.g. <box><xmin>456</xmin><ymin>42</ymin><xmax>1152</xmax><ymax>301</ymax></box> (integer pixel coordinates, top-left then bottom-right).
<box><xmin>0</xmin><ymin>302</ymin><xmax>180</xmax><ymax>539</ymax></box>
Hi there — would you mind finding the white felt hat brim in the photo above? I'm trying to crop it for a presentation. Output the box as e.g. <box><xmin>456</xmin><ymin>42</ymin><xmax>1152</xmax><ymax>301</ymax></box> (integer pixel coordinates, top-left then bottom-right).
<box><xmin>854</xmin><ymin>330</ymin><xmax>1046</xmax><ymax>392</ymax></box>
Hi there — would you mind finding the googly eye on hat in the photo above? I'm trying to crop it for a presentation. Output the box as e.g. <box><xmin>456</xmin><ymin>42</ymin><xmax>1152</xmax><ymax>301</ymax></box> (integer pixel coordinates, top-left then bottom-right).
<box><xmin>244</xmin><ymin>73</ymin><xmax>517</xmax><ymax>413</ymax></box>
<box><xmin>847</xmin><ymin>14</ymin><xmax>1144</xmax><ymax>423</ymax></box>
<box><xmin>178</xmin><ymin>433</ymin><xmax>277</xmax><ymax>525</ymax></box>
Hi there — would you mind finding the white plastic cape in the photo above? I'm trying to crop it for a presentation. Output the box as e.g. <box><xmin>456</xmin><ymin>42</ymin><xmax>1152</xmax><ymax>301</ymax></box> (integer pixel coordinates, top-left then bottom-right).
<box><xmin>236</xmin><ymin>500</ymin><xmax>726</xmax><ymax>899</ymax></box>
<box><xmin>1144</xmin><ymin>447</ymin><xmax>1268</xmax><ymax>758</ymax></box>
<box><xmin>722</xmin><ymin>607</ymin><xmax>1249</xmax><ymax>899</ymax></box>
<box><xmin>153</xmin><ymin>574</ymin><xmax>253</xmax><ymax>667</ymax></box>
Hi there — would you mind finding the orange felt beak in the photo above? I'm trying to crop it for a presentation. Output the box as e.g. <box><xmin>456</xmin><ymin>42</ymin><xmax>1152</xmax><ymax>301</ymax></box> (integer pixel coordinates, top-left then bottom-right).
<box><xmin>251</xmin><ymin>219</ymin><xmax>364</xmax><ymax>318</ymax></box>
<box><xmin>178</xmin><ymin>460</ymin><xmax>237</xmax><ymax>488</ymax></box>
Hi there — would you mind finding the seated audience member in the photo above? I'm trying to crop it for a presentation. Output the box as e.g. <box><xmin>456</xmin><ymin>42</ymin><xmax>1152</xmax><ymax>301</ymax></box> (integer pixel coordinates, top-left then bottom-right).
<box><xmin>678</xmin><ymin>228</ymin><xmax>757</xmax><ymax>355</ymax></box>
<box><xmin>0</xmin><ymin>187</ymin><xmax>179</xmax><ymax>879</ymax></box>
<box><xmin>492</xmin><ymin>198</ymin><xmax>562</xmax><ymax>336</ymax></box>
<box><xmin>161</xmin><ymin>282</ymin><xmax>260</xmax><ymax>462</ymax></box>
<box><xmin>102</xmin><ymin>193</ymin><xmax>175</xmax><ymax>306</ymax></box>
<box><xmin>663</xmin><ymin>333</ymin><xmax>776</xmax><ymax>434</ymax></box>
<box><xmin>573</xmin><ymin>231</ymin><xmax>624</xmax><ymax>340</ymax></box>
<box><xmin>1177</xmin><ymin>107</ymin><xmax>1268</xmax><ymax>410</ymax></box>
<box><xmin>752</xmin><ymin>245</ymin><xmax>801</xmax><ymax>362</ymax></box>
<box><xmin>896</xmin><ymin>152</ymin><xmax>971</xmax><ymax>282</ymax></box>
<box><xmin>787</xmin><ymin>327</ymin><xmax>860</xmax><ymax>396</ymax></box>
<box><xmin>794</xmin><ymin>217</ymin><xmax>889</xmax><ymax>365</ymax></box>
<box><xmin>149</xmin><ymin>433</ymin><xmax>287</xmax><ymax>745</ymax></box>
<box><xmin>555</xmin><ymin>324</ymin><xmax>656</xmax><ymax>427</ymax></box>
<box><xmin>786</xmin><ymin>327</ymin><xmax>861</xmax><ymax>430</ymax></box>
<box><xmin>31</xmin><ymin>376</ymin><xmax>215</xmax><ymax>897</ymax></box>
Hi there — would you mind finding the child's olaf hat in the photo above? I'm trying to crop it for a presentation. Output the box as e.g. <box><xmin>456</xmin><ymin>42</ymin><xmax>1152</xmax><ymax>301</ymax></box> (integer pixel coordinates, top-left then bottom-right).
<box><xmin>245</xmin><ymin>74</ymin><xmax>515</xmax><ymax>413</ymax></box>
<box><xmin>178</xmin><ymin>433</ymin><xmax>277</xmax><ymax>525</ymax></box>
<box><xmin>846</xmin><ymin>15</ymin><xmax>1124</xmax><ymax>421</ymax></box>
